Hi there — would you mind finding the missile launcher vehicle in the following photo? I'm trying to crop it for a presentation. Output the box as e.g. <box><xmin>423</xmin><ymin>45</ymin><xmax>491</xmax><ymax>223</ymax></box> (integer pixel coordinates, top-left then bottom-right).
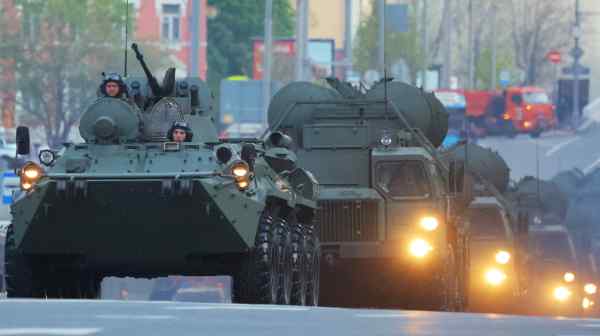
<box><xmin>267</xmin><ymin>78</ymin><xmax>470</xmax><ymax>310</ymax></box>
<box><xmin>4</xmin><ymin>44</ymin><xmax>320</xmax><ymax>305</ymax></box>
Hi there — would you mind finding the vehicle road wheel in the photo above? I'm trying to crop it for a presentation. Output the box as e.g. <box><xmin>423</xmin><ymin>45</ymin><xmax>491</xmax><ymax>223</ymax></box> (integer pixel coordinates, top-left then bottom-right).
<box><xmin>5</xmin><ymin>224</ymin><xmax>44</xmax><ymax>298</ymax></box>
<box><xmin>233</xmin><ymin>211</ymin><xmax>288</xmax><ymax>304</ymax></box>
<box><xmin>274</xmin><ymin>218</ymin><xmax>292</xmax><ymax>305</ymax></box>
<box><xmin>304</xmin><ymin>226</ymin><xmax>320</xmax><ymax>306</ymax></box>
<box><xmin>290</xmin><ymin>223</ymin><xmax>307</xmax><ymax>306</ymax></box>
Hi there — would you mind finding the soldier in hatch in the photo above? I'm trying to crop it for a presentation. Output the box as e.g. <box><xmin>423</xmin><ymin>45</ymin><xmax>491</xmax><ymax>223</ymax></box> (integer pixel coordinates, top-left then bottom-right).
<box><xmin>167</xmin><ymin>121</ymin><xmax>193</xmax><ymax>142</ymax></box>
<box><xmin>99</xmin><ymin>73</ymin><xmax>128</xmax><ymax>99</ymax></box>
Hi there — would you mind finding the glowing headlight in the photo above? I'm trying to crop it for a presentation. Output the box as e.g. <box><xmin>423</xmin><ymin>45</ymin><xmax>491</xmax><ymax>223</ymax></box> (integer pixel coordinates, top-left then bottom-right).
<box><xmin>553</xmin><ymin>286</ymin><xmax>571</xmax><ymax>302</ymax></box>
<box><xmin>20</xmin><ymin>162</ymin><xmax>43</xmax><ymax>191</ymax></box>
<box><xmin>231</xmin><ymin>161</ymin><xmax>249</xmax><ymax>178</ymax></box>
<box><xmin>564</xmin><ymin>272</ymin><xmax>575</xmax><ymax>283</ymax></box>
<box><xmin>495</xmin><ymin>250</ymin><xmax>511</xmax><ymax>265</ymax></box>
<box><xmin>38</xmin><ymin>149</ymin><xmax>56</xmax><ymax>166</ymax></box>
<box><xmin>584</xmin><ymin>283</ymin><xmax>597</xmax><ymax>295</ymax></box>
<box><xmin>409</xmin><ymin>239</ymin><xmax>433</xmax><ymax>258</ymax></box>
<box><xmin>419</xmin><ymin>216</ymin><xmax>439</xmax><ymax>231</ymax></box>
<box><xmin>484</xmin><ymin>268</ymin><xmax>507</xmax><ymax>286</ymax></box>
<box><xmin>380</xmin><ymin>134</ymin><xmax>393</xmax><ymax>146</ymax></box>
<box><xmin>583</xmin><ymin>297</ymin><xmax>593</xmax><ymax>310</ymax></box>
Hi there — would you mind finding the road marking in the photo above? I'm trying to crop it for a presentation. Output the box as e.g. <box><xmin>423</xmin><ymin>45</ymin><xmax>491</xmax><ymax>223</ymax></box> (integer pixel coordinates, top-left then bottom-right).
<box><xmin>167</xmin><ymin>305</ymin><xmax>310</xmax><ymax>311</ymax></box>
<box><xmin>95</xmin><ymin>314</ymin><xmax>176</xmax><ymax>320</ymax></box>
<box><xmin>0</xmin><ymin>328</ymin><xmax>101</xmax><ymax>336</ymax></box>
<box><xmin>578</xmin><ymin>323</ymin><xmax>600</xmax><ymax>328</ymax></box>
<box><xmin>545</xmin><ymin>137</ymin><xmax>580</xmax><ymax>157</ymax></box>
<box><xmin>354</xmin><ymin>313</ymin><xmax>414</xmax><ymax>318</ymax></box>
<box><xmin>583</xmin><ymin>157</ymin><xmax>600</xmax><ymax>174</ymax></box>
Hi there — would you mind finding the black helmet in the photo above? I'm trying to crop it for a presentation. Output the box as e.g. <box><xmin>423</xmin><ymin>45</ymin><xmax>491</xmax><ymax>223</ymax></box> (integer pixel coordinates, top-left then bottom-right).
<box><xmin>100</xmin><ymin>72</ymin><xmax>128</xmax><ymax>98</ymax></box>
<box><xmin>167</xmin><ymin>121</ymin><xmax>193</xmax><ymax>141</ymax></box>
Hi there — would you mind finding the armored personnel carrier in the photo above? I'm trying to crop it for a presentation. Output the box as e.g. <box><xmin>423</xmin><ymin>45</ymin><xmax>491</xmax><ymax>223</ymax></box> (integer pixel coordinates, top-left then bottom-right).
<box><xmin>267</xmin><ymin>78</ymin><xmax>469</xmax><ymax>310</ymax></box>
<box><xmin>5</xmin><ymin>44</ymin><xmax>320</xmax><ymax>305</ymax></box>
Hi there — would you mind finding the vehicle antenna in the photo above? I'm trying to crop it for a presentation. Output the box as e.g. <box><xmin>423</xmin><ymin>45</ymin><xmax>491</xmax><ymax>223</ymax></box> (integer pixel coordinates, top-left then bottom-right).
<box><xmin>123</xmin><ymin>0</ymin><xmax>129</xmax><ymax>78</ymax></box>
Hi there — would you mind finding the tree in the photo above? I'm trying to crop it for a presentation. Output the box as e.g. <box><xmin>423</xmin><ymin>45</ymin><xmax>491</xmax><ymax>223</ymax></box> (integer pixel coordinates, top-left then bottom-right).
<box><xmin>353</xmin><ymin>0</ymin><xmax>423</xmax><ymax>83</ymax></box>
<box><xmin>206</xmin><ymin>0</ymin><xmax>295</xmax><ymax>93</ymax></box>
<box><xmin>509</xmin><ymin>0</ymin><xmax>573</xmax><ymax>85</ymax></box>
<box><xmin>0</xmin><ymin>0</ymin><xmax>132</xmax><ymax>147</ymax></box>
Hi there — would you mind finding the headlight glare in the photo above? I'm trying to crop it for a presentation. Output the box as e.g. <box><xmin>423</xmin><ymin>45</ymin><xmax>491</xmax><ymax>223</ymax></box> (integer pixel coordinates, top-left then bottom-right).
<box><xmin>419</xmin><ymin>216</ymin><xmax>439</xmax><ymax>231</ymax></box>
<box><xmin>584</xmin><ymin>283</ymin><xmax>597</xmax><ymax>295</ymax></box>
<box><xmin>20</xmin><ymin>162</ymin><xmax>43</xmax><ymax>191</ymax></box>
<box><xmin>583</xmin><ymin>297</ymin><xmax>593</xmax><ymax>309</ymax></box>
<box><xmin>409</xmin><ymin>239</ymin><xmax>433</xmax><ymax>258</ymax></box>
<box><xmin>553</xmin><ymin>286</ymin><xmax>571</xmax><ymax>302</ymax></box>
<box><xmin>564</xmin><ymin>272</ymin><xmax>575</xmax><ymax>283</ymax></box>
<box><xmin>495</xmin><ymin>250</ymin><xmax>511</xmax><ymax>265</ymax></box>
<box><xmin>484</xmin><ymin>268</ymin><xmax>507</xmax><ymax>286</ymax></box>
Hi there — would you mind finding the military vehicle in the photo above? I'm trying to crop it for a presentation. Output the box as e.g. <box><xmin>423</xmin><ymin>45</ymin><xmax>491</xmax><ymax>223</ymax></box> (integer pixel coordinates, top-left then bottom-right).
<box><xmin>4</xmin><ymin>44</ymin><xmax>320</xmax><ymax>305</ymax></box>
<box><xmin>442</xmin><ymin>143</ymin><xmax>528</xmax><ymax>313</ymax></box>
<box><xmin>267</xmin><ymin>78</ymin><xmax>469</xmax><ymax>310</ymax></box>
<box><xmin>526</xmin><ymin>225</ymin><xmax>582</xmax><ymax>316</ymax></box>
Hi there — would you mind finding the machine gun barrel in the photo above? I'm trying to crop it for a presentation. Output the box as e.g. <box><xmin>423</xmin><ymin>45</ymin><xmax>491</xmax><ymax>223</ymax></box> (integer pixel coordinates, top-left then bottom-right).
<box><xmin>131</xmin><ymin>43</ymin><xmax>162</xmax><ymax>97</ymax></box>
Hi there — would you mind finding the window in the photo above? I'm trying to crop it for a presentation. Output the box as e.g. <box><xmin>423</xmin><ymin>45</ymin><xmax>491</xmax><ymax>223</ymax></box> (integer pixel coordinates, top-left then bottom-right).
<box><xmin>376</xmin><ymin>161</ymin><xmax>431</xmax><ymax>198</ymax></box>
<box><xmin>161</xmin><ymin>4</ymin><xmax>181</xmax><ymax>42</ymax></box>
<box><xmin>530</xmin><ymin>232</ymin><xmax>576</xmax><ymax>264</ymax></box>
<box><xmin>523</xmin><ymin>92</ymin><xmax>550</xmax><ymax>104</ymax></box>
<box><xmin>468</xmin><ymin>207</ymin><xmax>506</xmax><ymax>239</ymax></box>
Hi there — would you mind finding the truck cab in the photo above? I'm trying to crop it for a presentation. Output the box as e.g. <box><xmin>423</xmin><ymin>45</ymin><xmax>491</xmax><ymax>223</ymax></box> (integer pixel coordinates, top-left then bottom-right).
<box><xmin>492</xmin><ymin>87</ymin><xmax>556</xmax><ymax>137</ymax></box>
<box><xmin>467</xmin><ymin>196</ymin><xmax>523</xmax><ymax>312</ymax></box>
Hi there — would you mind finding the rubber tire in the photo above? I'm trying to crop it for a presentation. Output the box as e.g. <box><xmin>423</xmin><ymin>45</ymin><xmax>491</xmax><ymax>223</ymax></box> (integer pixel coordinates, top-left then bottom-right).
<box><xmin>4</xmin><ymin>224</ymin><xmax>41</xmax><ymax>298</ymax></box>
<box><xmin>290</xmin><ymin>224</ymin><xmax>307</xmax><ymax>306</ymax></box>
<box><xmin>273</xmin><ymin>218</ymin><xmax>292</xmax><ymax>305</ymax></box>
<box><xmin>233</xmin><ymin>212</ymin><xmax>289</xmax><ymax>304</ymax></box>
<box><xmin>304</xmin><ymin>226</ymin><xmax>320</xmax><ymax>306</ymax></box>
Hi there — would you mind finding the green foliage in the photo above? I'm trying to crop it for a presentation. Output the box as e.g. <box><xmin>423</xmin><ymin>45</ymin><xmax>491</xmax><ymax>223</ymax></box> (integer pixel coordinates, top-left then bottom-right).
<box><xmin>353</xmin><ymin>1</ymin><xmax>422</xmax><ymax>81</ymax></box>
<box><xmin>475</xmin><ymin>48</ymin><xmax>516</xmax><ymax>89</ymax></box>
<box><xmin>206</xmin><ymin>0</ymin><xmax>295</xmax><ymax>93</ymax></box>
<box><xmin>0</xmin><ymin>0</ymin><xmax>138</xmax><ymax>147</ymax></box>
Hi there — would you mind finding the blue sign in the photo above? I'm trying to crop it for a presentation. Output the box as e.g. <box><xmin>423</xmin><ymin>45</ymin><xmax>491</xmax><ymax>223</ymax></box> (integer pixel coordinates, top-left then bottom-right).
<box><xmin>2</xmin><ymin>171</ymin><xmax>19</xmax><ymax>204</ymax></box>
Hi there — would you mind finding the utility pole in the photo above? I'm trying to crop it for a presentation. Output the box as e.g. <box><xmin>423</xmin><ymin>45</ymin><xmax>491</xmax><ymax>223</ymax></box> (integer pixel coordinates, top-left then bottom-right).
<box><xmin>490</xmin><ymin>2</ymin><xmax>497</xmax><ymax>90</ymax></box>
<box><xmin>345</xmin><ymin>0</ymin><xmax>353</xmax><ymax>78</ymax></box>
<box><xmin>442</xmin><ymin>0</ymin><xmax>451</xmax><ymax>88</ymax></box>
<box><xmin>294</xmin><ymin>0</ymin><xmax>306</xmax><ymax>81</ymax></box>
<box><xmin>467</xmin><ymin>0</ymin><xmax>474</xmax><ymax>89</ymax></box>
<box><xmin>377</xmin><ymin>0</ymin><xmax>385</xmax><ymax>75</ymax></box>
<box><xmin>573</xmin><ymin>0</ymin><xmax>581</xmax><ymax>127</ymax></box>
<box><xmin>421</xmin><ymin>0</ymin><xmax>428</xmax><ymax>89</ymax></box>
<box><xmin>262</xmin><ymin>0</ymin><xmax>273</xmax><ymax>125</ymax></box>
<box><xmin>189</xmin><ymin>0</ymin><xmax>200</xmax><ymax>76</ymax></box>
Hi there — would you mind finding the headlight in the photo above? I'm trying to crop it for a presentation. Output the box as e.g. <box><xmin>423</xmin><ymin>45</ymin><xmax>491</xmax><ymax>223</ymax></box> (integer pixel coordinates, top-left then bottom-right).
<box><xmin>584</xmin><ymin>283</ymin><xmax>597</xmax><ymax>295</ymax></box>
<box><xmin>495</xmin><ymin>250</ymin><xmax>511</xmax><ymax>265</ymax></box>
<box><xmin>38</xmin><ymin>149</ymin><xmax>56</xmax><ymax>166</ymax></box>
<box><xmin>408</xmin><ymin>239</ymin><xmax>433</xmax><ymax>258</ymax></box>
<box><xmin>583</xmin><ymin>297</ymin><xmax>594</xmax><ymax>310</ymax></box>
<box><xmin>231</xmin><ymin>161</ymin><xmax>249</xmax><ymax>178</ymax></box>
<box><xmin>484</xmin><ymin>268</ymin><xmax>507</xmax><ymax>286</ymax></box>
<box><xmin>564</xmin><ymin>272</ymin><xmax>575</xmax><ymax>283</ymax></box>
<box><xmin>419</xmin><ymin>216</ymin><xmax>439</xmax><ymax>231</ymax></box>
<box><xmin>19</xmin><ymin>161</ymin><xmax>43</xmax><ymax>191</ymax></box>
<box><xmin>553</xmin><ymin>286</ymin><xmax>571</xmax><ymax>302</ymax></box>
<box><xmin>230</xmin><ymin>160</ymin><xmax>251</xmax><ymax>190</ymax></box>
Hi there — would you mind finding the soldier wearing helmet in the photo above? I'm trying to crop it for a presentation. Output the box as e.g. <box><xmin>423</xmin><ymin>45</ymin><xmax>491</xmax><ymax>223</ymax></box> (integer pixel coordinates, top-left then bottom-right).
<box><xmin>167</xmin><ymin>121</ymin><xmax>193</xmax><ymax>142</ymax></box>
<box><xmin>100</xmin><ymin>72</ymin><xmax>128</xmax><ymax>99</ymax></box>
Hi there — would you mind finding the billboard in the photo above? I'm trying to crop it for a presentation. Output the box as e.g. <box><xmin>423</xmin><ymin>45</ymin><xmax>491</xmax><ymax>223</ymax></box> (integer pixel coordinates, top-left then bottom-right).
<box><xmin>252</xmin><ymin>38</ymin><xmax>335</xmax><ymax>80</ymax></box>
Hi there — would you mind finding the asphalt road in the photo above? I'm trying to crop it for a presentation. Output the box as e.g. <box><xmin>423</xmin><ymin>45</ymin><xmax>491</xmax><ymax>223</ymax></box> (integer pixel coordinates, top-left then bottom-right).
<box><xmin>478</xmin><ymin>126</ymin><xmax>600</xmax><ymax>180</ymax></box>
<box><xmin>0</xmin><ymin>299</ymin><xmax>599</xmax><ymax>336</ymax></box>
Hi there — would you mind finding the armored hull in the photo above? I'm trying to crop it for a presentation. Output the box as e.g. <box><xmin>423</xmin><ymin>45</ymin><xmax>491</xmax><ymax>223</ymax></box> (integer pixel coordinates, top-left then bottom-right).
<box><xmin>6</xmin><ymin>45</ymin><xmax>320</xmax><ymax>305</ymax></box>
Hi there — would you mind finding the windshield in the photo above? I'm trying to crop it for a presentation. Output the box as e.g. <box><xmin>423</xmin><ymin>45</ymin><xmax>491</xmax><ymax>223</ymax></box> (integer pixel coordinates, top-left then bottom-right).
<box><xmin>377</xmin><ymin>161</ymin><xmax>431</xmax><ymax>198</ymax></box>
<box><xmin>468</xmin><ymin>207</ymin><xmax>507</xmax><ymax>239</ymax></box>
<box><xmin>530</xmin><ymin>231</ymin><xmax>576</xmax><ymax>263</ymax></box>
<box><xmin>523</xmin><ymin>92</ymin><xmax>550</xmax><ymax>104</ymax></box>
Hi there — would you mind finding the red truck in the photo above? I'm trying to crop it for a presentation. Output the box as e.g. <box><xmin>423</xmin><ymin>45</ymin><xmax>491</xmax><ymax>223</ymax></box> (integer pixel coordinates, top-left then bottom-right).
<box><xmin>435</xmin><ymin>87</ymin><xmax>557</xmax><ymax>138</ymax></box>
<box><xmin>467</xmin><ymin>87</ymin><xmax>557</xmax><ymax>138</ymax></box>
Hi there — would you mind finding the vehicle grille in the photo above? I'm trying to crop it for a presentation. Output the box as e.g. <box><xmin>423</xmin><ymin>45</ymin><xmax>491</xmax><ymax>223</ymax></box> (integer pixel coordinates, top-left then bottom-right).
<box><xmin>318</xmin><ymin>200</ymin><xmax>379</xmax><ymax>242</ymax></box>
